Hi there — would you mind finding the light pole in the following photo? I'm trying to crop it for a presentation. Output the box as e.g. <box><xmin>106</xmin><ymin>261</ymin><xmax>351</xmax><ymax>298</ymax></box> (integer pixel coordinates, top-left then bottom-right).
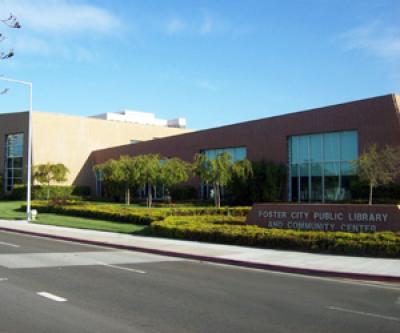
<box><xmin>0</xmin><ymin>76</ymin><xmax>32</xmax><ymax>221</ymax></box>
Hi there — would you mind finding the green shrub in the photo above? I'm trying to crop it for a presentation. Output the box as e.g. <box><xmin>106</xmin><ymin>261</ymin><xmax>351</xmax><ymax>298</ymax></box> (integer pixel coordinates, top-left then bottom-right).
<box><xmin>168</xmin><ymin>185</ymin><xmax>198</xmax><ymax>201</ymax></box>
<box><xmin>5</xmin><ymin>185</ymin><xmax>90</xmax><ymax>201</ymax></box>
<box><xmin>28</xmin><ymin>201</ymin><xmax>167</xmax><ymax>225</ymax></box>
<box><xmin>227</xmin><ymin>160</ymin><xmax>286</xmax><ymax>205</ymax></box>
<box><xmin>21</xmin><ymin>201</ymin><xmax>400</xmax><ymax>257</ymax></box>
<box><xmin>164</xmin><ymin>215</ymin><xmax>246</xmax><ymax>225</ymax></box>
<box><xmin>24</xmin><ymin>201</ymin><xmax>251</xmax><ymax>226</ymax></box>
<box><xmin>0</xmin><ymin>173</ymin><xmax>3</xmax><ymax>195</ymax></box>
<box><xmin>350</xmin><ymin>178</ymin><xmax>400</xmax><ymax>203</ymax></box>
<box><xmin>166</xmin><ymin>206</ymin><xmax>251</xmax><ymax>217</ymax></box>
<box><xmin>150</xmin><ymin>217</ymin><xmax>400</xmax><ymax>258</ymax></box>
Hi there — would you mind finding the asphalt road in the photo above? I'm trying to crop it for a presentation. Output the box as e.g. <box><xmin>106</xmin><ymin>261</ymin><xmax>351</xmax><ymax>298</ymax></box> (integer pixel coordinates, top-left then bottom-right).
<box><xmin>0</xmin><ymin>230</ymin><xmax>399</xmax><ymax>333</ymax></box>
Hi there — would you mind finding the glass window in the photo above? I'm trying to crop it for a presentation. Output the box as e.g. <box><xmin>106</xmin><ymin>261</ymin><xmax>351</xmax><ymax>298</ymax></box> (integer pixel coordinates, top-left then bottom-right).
<box><xmin>206</xmin><ymin>150</ymin><xmax>216</xmax><ymax>159</ymax></box>
<box><xmin>324</xmin><ymin>162</ymin><xmax>340</xmax><ymax>201</ymax></box>
<box><xmin>298</xmin><ymin>136</ymin><xmax>309</xmax><ymax>163</ymax></box>
<box><xmin>310</xmin><ymin>134</ymin><xmax>322</xmax><ymax>162</ymax></box>
<box><xmin>290</xmin><ymin>136</ymin><xmax>299</xmax><ymax>164</ymax></box>
<box><xmin>289</xmin><ymin>130</ymin><xmax>358</xmax><ymax>202</ymax></box>
<box><xmin>4</xmin><ymin>133</ymin><xmax>24</xmax><ymax>192</ymax></box>
<box><xmin>299</xmin><ymin>164</ymin><xmax>309</xmax><ymax>201</ymax></box>
<box><xmin>310</xmin><ymin>164</ymin><xmax>323</xmax><ymax>202</ymax></box>
<box><xmin>340</xmin><ymin>131</ymin><xmax>358</xmax><ymax>161</ymax></box>
<box><xmin>200</xmin><ymin>146</ymin><xmax>247</xmax><ymax>200</ymax></box>
<box><xmin>323</xmin><ymin>132</ymin><xmax>340</xmax><ymax>161</ymax></box>
<box><xmin>233</xmin><ymin>147</ymin><xmax>247</xmax><ymax>161</ymax></box>
<box><xmin>202</xmin><ymin>147</ymin><xmax>247</xmax><ymax>163</ymax></box>
<box><xmin>341</xmin><ymin>161</ymin><xmax>357</xmax><ymax>176</ymax></box>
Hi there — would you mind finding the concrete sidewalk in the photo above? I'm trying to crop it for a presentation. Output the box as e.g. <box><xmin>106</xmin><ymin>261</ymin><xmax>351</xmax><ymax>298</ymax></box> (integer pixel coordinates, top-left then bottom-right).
<box><xmin>0</xmin><ymin>219</ymin><xmax>399</xmax><ymax>282</ymax></box>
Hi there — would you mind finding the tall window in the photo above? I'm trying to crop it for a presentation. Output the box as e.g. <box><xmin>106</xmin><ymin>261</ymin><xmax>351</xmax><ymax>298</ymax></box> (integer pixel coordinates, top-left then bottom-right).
<box><xmin>4</xmin><ymin>133</ymin><xmax>24</xmax><ymax>192</ymax></box>
<box><xmin>200</xmin><ymin>147</ymin><xmax>247</xmax><ymax>199</ymax></box>
<box><xmin>289</xmin><ymin>131</ymin><xmax>358</xmax><ymax>202</ymax></box>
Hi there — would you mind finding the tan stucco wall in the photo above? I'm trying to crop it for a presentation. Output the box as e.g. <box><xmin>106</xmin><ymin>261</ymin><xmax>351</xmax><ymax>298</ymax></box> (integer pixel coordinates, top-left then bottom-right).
<box><xmin>393</xmin><ymin>94</ymin><xmax>400</xmax><ymax>118</ymax></box>
<box><xmin>30</xmin><ymin>112</ymin><xmax>191</xmax><ymax>187</ymax></box>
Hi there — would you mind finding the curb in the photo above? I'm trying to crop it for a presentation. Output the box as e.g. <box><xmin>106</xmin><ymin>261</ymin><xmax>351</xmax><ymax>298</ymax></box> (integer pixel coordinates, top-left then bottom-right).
<box><xmin>1</xmin><ymin>226</ymin><xmax>400</xmax><ymax>283</ymax></box>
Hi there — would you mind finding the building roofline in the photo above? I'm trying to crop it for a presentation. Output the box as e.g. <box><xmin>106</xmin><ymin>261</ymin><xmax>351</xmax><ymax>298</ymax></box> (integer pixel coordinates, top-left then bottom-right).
<box><xmin>0</xmin><ymin>110</ymin><xmax>193</xmax><ymax>131</ymax></box>
<box><xmin>201</xmin><ymin>93</ymin><xmax>396</xmax><ymax>132</ymax></box>
<box><xmin>0</xmin><ymin>110</ymin><xmax>29</xmax><ymax>117</ymax></box>
<box><xmin>92</xmin><ymin>93</ymin><xmax>397</xmax><ymax>154</ymax></box>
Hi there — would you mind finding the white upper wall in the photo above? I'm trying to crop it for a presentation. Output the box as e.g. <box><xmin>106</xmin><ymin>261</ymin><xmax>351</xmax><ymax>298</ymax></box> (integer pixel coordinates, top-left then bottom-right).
<box><xmin>90</xmin><ymin>109</ymin><xmax>187</xmax><ymax>128</ymax></box>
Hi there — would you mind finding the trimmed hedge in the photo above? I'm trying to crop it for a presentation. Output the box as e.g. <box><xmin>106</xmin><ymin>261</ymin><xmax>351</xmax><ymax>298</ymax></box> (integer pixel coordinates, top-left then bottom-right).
<box><xmin>5</xmin><ymin>185</ymin><xmax>90</xmax><ymax>200</ymax></box>
<box><xmin>29</xmin><ymin>202</ymin><xmax>166</xmax><ymax>225</ymax></box>
<box><xmin>25</xmin><ymin>201</ymin><xmax>400</xmax><ymax>257</ymax></box>
<box><xmin>151</xmin><ymin>216</ymin><xmax>400</xmax><ymax>258</ymax></box>
<box><xmin>28</xmin><ymin>201</ymin><xmax>251</xmax><ymax>225</ymax></box>
<box><xmin>166</xmin><ymin>206</ymin><xmax>250</xmax><ymax>217</ymax></box>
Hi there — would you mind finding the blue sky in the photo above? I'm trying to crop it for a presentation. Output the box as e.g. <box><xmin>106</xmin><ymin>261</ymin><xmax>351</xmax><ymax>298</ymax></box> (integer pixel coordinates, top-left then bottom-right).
<box><xmin>0</xmin><ymin>0</ymin><xmax>399</xmax><ymax>129</ymax></box>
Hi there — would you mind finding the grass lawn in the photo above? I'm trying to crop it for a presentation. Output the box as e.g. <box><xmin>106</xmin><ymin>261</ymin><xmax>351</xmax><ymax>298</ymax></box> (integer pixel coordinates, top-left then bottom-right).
<box><xmin>0</xmin><ymin>201</ymin><xmax>148</xmax><ymax>234</ymax></box>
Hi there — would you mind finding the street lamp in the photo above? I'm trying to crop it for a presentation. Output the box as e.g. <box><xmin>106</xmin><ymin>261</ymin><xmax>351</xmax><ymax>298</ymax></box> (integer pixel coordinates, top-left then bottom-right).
<box><xmin>0</xmin><ymin>76</ymin><xmax>33</xmax><ymax>222</ymax></box>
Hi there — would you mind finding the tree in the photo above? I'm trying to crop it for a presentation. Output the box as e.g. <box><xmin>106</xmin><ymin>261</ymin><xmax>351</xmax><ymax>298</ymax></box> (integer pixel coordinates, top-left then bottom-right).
<box><xmin>94</xmin><ymin>156</ymin><xmax>139</xmax><ymax>205</ymax></box>
<box><xmin>132</xmin><ymin>154</ymin><xmax>162</xmax><ymax>208</ymax></box>
<box><xmin>33</xmin><ymin>163</ymin><xmax>69</xmax><ymax>200</ymax></box>
<box><xmin>160</xmin><ymin>157</ymin><xmax>191</xmax><ymax>201</ymax></box>
<box><xmin>95</xmin><ymin>155</ymin><xmax>190</xmax><ymax>207</ymax></box>
<box><xmin>354</xmin><ymin>144</ymin><xmax>400</xmax><ymax>205</ymax></box>
<box><xmin>193</xmin><ymin>152</ymin><xmax>252</xmax><ymax>208</ymax></box>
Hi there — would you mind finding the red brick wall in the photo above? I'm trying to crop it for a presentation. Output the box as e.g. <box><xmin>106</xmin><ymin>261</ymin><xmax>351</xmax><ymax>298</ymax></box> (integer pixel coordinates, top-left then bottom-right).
<box><xmin>91</xmin><ymin>94</ymin><xmax>400</xmax><ymax>195</ymax></box>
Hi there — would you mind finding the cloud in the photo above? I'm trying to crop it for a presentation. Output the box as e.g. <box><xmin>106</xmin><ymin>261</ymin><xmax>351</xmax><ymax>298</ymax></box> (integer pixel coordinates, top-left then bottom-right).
<box><xmin>166</xmin><ymin>18</ymin><xmax>185</xmax><ymax>35</ymax></box>
<box><xmin>1</xmin><ymin>0</ymin><xmax>121</xmax><ymax>35</ymax></box>
<box><xmin>0</xmin><ymin>1</ymin><xmax>121</xmax><ymax>62</ymax></box>
<box><xmin>14</xmin><ymin>35</ymin><xmax>51</xmax><ymax>56</ymax></box>
<box><xmin>12</xmin><ymin>34</ymin><xmax>95</xmax><ymax>62</ymax></box>
<box><xmin>340</xmin><ymin>21</ymin><xmax>400</xmax><ymax>60</ymax></box>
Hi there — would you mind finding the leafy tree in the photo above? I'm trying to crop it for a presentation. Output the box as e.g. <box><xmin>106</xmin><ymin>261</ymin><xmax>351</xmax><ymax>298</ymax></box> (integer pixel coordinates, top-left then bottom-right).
<box><xmin>354</xmin><ymin>144</ymin><xmax>400</xmax><ymax>205</ymax></box>
<box><xmin>193</xmin><ymin>152</ymin><xmax>252</xmax><ymax>208</ymax></box>
<box><xmin>95</xmin><ymin>155</ymin><xmax>190</xmax><ymax>207</ymax></box>
<box><xmin>33</xmin><ymin>163</ymin><xmax>69</xmax><ymax>200</ymax></box>
<box><xmin>94</xmin><ymin>156</ymin><xmax>139</xmax><ymax>205</ymax></box>
<box><xmin>132</xmin><ymin>154</ymin><xmax>163</xmax><ymax>208</ymax></box>
<box><xmin>160</xmin><ymin>157</ymin><xmax>191</xmax><ymax>201</ymax></box>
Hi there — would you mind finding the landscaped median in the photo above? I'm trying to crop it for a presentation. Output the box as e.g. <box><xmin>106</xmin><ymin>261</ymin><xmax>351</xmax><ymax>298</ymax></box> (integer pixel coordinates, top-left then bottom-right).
<box><xmin>23</xmin><ymin>201</ymin><xmax>400</xmax><ymax>258</ymax></box>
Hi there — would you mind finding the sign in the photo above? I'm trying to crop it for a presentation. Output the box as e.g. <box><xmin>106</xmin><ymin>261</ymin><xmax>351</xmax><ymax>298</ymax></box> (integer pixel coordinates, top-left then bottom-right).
<box><xmin>246</xmin><ymin>203</ymin><xmax>400</xmax><ymax>232</ymax></box>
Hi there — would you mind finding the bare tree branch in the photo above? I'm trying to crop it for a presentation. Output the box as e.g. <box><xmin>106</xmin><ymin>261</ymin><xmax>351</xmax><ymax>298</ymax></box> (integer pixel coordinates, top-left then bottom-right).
<box><xmin>0</xmin><ymin>49</ymin><xmax>14</xmax><ymax>59</ymax></box>
<box><xmin>1</xmin><ymin>14</ymin><xmax>21</xmax><ymax>29</ymax></box>
<box><xmin>1</xmin><ymin>13</ymin><xmax>21</xmax><ymax>94</ymax></box>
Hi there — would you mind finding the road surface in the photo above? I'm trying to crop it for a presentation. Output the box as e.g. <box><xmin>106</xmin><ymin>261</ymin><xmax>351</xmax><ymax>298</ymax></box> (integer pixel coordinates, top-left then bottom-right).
<box><xmin>0</xmin><ymin>230</ymin><xmax>399</xmax><ymax>333</ymax></box>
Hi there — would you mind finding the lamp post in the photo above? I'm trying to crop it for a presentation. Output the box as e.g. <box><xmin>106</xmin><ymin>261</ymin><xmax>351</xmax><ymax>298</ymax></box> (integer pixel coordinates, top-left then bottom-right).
<box><xmin>0</xmin><ymin>76</ymin><xmax>32</xmax><ymax>221</ymax></box>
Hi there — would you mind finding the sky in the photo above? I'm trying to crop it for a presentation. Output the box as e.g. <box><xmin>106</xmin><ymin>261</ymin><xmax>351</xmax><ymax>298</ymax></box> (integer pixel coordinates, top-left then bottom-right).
<box><xmin>0</xmin><ymin>0</ymin><xmax>399</xmax><ymax>130</ymax></box>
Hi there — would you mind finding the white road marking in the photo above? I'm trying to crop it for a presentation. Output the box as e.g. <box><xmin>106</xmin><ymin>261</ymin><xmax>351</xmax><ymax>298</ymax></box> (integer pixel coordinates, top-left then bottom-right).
<box><xmin>0</xmin><ymin>250</ymin><xmax>180</xmax><ymax>269</ymax></box>
<box><xmin>100</xmin><ymin>263</ymin><xmax>146</xmax><ymax>274</ymax></box>
<box><xmin>0</xmin><ymin>241</ymin><xmax>20</xmax><ymax>248</ymax></box>
<box><xmin>0</xmin><ymin>229</ymin><xmax>113</xmax><ymax>251</ymax></box>
<box><xmin>327</xmin><ymin>306</ymin><xmax>400</xmax><ymax>322</ymax></box>
<box><xmin>37</xmin><ymin>292</ymin><xmax>67</xmax><ymax>302</ymax></box>
<box><xmin>0</xmin><ymin>277</ymin><xmax>8</xmax><ymax>282</ymax></box>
